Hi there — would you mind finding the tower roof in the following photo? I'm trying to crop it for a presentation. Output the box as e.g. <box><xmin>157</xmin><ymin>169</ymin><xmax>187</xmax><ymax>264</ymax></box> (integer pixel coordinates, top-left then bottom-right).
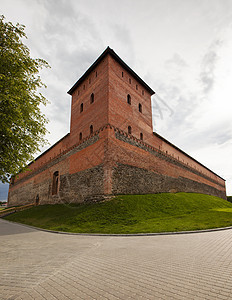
<box><xmin>67</xmin><ymin>46</ymin><xmax>155</xmax><ymax>95</ymax></box>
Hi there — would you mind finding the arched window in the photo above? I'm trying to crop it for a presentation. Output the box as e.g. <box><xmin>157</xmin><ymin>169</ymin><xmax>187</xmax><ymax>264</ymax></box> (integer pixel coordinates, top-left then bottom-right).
<box><xmin>35</xmin><ymin>194</ymin><xmax>39</xmax><ymax>205</ymax></box>
<box><xmin>80</xmin><ymin>103</ymin><xmax>83</xmax><ymax>113</ymax></box>
<box><xmin>140</xmin><ymin>133</ymin><xmax>143</xmax><ymax>140</ymax></box>
<box><xmin>90</xmin><ymin>93</ymin><xmax>94</xmax><ymax>104</ymax></box>
<box><xmin>79</xmin><ymin>132</ymin><xmax>82</xmax><ymax>141</ymax></box>
<box><xmin>90</xmin><ymin>125</ymin><xmax>93</xmax><ymax>134</ymax></box>
<box><xmin>127</xmin><ymin>94</ymin><xmax>131</xmax><ymax>105</ymax></box>
<box><xmin>139</xmin><ymin>103</ymin><xmax>142</xmax><ymax>113</ymax></box>
<box><xmin>52</xmin><ymin>171</ymin><xmax>59</xmax><ymax>195</ymax></box>
<box><xmin>128</xmin><ymin>126</ymin><xmax>132</xmax><ymax>134</ymax></box>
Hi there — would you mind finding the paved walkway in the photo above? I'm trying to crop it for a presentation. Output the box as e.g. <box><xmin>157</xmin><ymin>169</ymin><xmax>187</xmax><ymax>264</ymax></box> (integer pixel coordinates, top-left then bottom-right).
<box><xmin>1</xmin><ymin>219</ymin><xmax>232</xmax><ymax>299</ymax></box>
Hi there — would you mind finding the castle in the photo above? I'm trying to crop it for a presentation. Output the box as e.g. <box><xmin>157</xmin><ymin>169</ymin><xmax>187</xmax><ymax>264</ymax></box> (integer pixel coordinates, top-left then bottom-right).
<box><xmin>8</xmin><ymin>47</ymin><xmax>226</xmax><ymax>206</ymax></box>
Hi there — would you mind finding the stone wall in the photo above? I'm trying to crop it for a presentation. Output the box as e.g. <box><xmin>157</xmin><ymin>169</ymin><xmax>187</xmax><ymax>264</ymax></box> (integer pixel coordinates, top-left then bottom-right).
<box><xmin>112</xmin><ymin>163</ymin><xmax>226</xmax><ymax>200</ymax></box>
<box><xmin>59</xmin><ymin>165</ymin><xmax>105</xmax><ymax>203</ymax></box>
<box><xmin>8</xmin><ymin>165</ymin><xmax>105</xmax><ymax>206</ymax></box>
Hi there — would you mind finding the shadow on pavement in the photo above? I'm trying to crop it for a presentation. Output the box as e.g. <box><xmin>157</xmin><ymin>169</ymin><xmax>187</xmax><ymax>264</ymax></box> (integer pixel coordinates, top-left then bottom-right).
<box><xmin>0</xmin><ymin>219</ymin><xmax>38</xmax><ymax>236</ymax></box>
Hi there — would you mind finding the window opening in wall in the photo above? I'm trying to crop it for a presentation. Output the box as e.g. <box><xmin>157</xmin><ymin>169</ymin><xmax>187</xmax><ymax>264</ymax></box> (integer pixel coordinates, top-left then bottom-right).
<box><xmin>83</xmin><ymin>84</ymin><xmax>85</xmax><ymax>90</ymax></box>
<box><xmin>52</xmin><ymin>171</ymin><xmax>59</xmax><ymax>195</ymax></box>
<box><xmin>122</xmin><ymin>72</ymin><xmax>124</xmax><ymax>77</ymax></box>
<box><xmin>89</xmin><ymin>78</ymin><xmax>91</xmax><ymax>84</ymax></box>
<box><xmin>79</xmin><ymin>132</ymin><xmax>82</xmax><ymax>141</ymax></box>
<box><xmin>140</xmin><ymin>133</ymin><xmax>143</xmax><ymax>140</ymax></box>
<box><xmin>78</xmin><ymin>90</ymin><xmax>80</xmax><ymax>96</ymax></box>
<box><xmin>90</xmin><ymin>93</ymin><xmax>94</xmax><ymax>104</ymax></box>
<box><xmin>142</xmin><ymin>90</ymin><xmax>144</xmax><ymax>95</ymax></box>
<box><xmin>139</xmin><ymin>103</ymin><xmax>142</xmax><ymax>113</ymax></box>
<box><xmin>90</xmin><ymin>125</ymin><xmax>93</xmax><ymax>134</ymax></box>
<box><xmin>96</xmin><ymin>71</ymin><xmax>97</xmax><ymax>77</ymax></box>
<box><xmin>129</xmin><ymin>78</ymin><xmax>131</xmax><ymax>84</ymax></box>
<box><xmin>35</xmin><ymin>194</ymin><xmax>39</xmax><ymax>205</ymax></box>
<box><xmin>80</xmin><ymin>103</ymin><xmax>83</xmax><ymax>113</ymax></box>
<box><xmin>127</xmin><ymin>94</ymin><xmax>131</xmax><ymax>105</ymax></box>
<box><xmin>136</xmin><ymin>84</ymin><xmax>138</xmax><ymax>90</ymax></box>
<box><xmin>128</xmin><ymin>126</ymin><xmax>132</xmax><ymax>134</ymax></box>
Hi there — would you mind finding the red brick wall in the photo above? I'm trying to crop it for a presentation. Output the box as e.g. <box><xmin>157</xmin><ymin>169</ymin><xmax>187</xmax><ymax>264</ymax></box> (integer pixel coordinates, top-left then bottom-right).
<box><xmin>70</xmin><ymin>57</ymin><xmax>109</xmax><ymax>146</ymax></box>
<box><xmin>105</xmin><ymin>127</ymin><xmax>226</xmax><ymax>195</ymax></box>
<box><xmin>108</xmin><ymin>55</ymin><xmax>153</xmax><ymax>142</ymax></box>
<box><xmin>8</xmin><ymin>131</ymin><xmax>107</xmax><ymax>206</ymax></box>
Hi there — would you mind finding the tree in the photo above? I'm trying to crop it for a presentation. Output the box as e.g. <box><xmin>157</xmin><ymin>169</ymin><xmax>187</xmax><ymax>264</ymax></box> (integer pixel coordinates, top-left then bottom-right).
<box><xmin>0</xmin><ymin>15</ymin><xmax>50</xmax><ymax>183</ymax></box>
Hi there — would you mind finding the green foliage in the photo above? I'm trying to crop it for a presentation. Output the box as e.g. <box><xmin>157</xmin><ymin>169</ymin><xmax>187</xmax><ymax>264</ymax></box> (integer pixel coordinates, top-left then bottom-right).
<box><xmin>5</xmin><ymin>193</ymin><xmax>232</xmax><ymax>234</ymax></box>
<box><xmin>0</xmin><ymin>15</ymin><xmax>50</xmax><ymax>182</ymax></box>
<box><xmin>227</xmin><ymin>196</ymin><xmax>232</xmax><ymax>203</ymax></box>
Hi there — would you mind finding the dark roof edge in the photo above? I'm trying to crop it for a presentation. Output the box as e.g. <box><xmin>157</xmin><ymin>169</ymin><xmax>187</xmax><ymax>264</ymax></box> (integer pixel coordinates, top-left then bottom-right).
<box><xmin>67</xmin><ymin>46</ymin><xmax>155</xmax><ymax>95</ymax></box>
<box><xmin>28</xmin><ymin>133</ymin><xmax>70</xmax><ymax>167</ymax></box>
<box><xmin>153</xmin><ymin>132</ymin><xmax>225</xmax><ymax>181</ymax></box>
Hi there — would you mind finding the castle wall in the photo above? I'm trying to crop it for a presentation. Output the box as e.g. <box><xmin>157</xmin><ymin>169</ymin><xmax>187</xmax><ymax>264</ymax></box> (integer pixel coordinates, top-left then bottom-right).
<box><xmin>8</xmin><ymin>125</ymin><xmax>226</xmax><ymax>207</ymax></box>
<box><xmin>8</xmin><ymin>131</ymin><xmax>107</xmax><ymax>206</ymax></box>
<box><xmin>13</xmin><ymin>134</ymin><xmax>71</xmax><ymax>183</ymax></box>
<box><xmin>106</xmin><ymin>127</ymin><xmax>226</xmax><ymax>199</ymax></box>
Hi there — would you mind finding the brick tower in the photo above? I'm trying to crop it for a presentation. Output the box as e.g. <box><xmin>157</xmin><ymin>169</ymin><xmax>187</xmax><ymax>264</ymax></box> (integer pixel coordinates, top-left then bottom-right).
<box><xmin>8</xmin><ymin>47</ymin><xmax>226</xmax><ymax>206</ymax></box>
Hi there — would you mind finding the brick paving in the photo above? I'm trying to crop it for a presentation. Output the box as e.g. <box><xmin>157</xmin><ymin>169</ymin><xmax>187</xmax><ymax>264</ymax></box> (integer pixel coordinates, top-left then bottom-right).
<box><xmin>1</xmin><ymin>219</ymin><xmax>232</xmax><ymax>299</ymax></box>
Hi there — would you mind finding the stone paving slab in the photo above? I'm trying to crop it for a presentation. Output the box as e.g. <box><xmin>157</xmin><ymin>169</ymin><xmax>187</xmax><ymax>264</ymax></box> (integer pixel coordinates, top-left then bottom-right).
<box><xmin>1</xmin><ymin>218</ymin><xmax>232</xmax><ymax>299</ymax></box>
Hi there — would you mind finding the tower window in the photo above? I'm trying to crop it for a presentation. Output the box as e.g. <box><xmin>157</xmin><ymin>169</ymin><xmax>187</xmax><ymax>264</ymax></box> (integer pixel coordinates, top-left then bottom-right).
<box><xmin>89</xmin><ymin>78</ymin><xmax>91</xmax><ymax>84</ymax></box>
<box><xmin>79</xmin><ymin>132</ymin><xmax>82</xmax><ymax>141</ymax></box>
<box><xmin>136</xmin><ymin>84</ymin><xmax>138</xmax><ymax>90</ymax></box>
<box><xmin>83</xmin><ymin>84</ymin><xmax>85</xmax><ymax>90</ymax></box>
<box><xmin>139</xmin><ymin>103</ymin><xmax>142</xmax><ymax>113</ymax></box>
<box><xmin>140</xmin><ymin>133</ymin><xmax>143</xmax><ymax>140</ymax></box>
<box><xmin>129</xmin><ymin>78</ymin><xmax>131</xmax><ymax>84</ymax></box>
<box><xmin>122</xmin><ymin>72</ymin><xmax>124</xmax><ymax>77</ymax></box>
<box><xmin>142</xmin><ymin>90</ymin><xmax>144</xmax><ymax>95</ymax></box>
<box><xmin>90</xmin><ymin>125</ymin><xmax>93</xmax><ymax>134</ymax></box>
<box><xmin>90</xmin><ymin>93</ymin><xmax>94</xmax><ymax>104</ymax></box>
<box><xmin>96</xmin><ymin>71</ymin><xmax>97</xmax><ymax>77</ymax></box>
<box><xmin>127</xmin><ymin>94</ymin><xmax>131</xmax><ymax>105</ymax></box>
<box><xmin>80</xmin><ymin>103</ymin><xmax>83</xmax><ymax>113</ymax></box>
<box><xmin>78</xmin><ymin>90</ymin><xmax>80</xmax><ymax>96</ymax></box>
<box><xmin>52</xmin><ymin>171</ymin><xmax>59</xmax><ymax>195</ymax></box>
<box><xmin>128</xmin><ymin>126</ymin><xmax>132</xmax><ymax>134</ymax></box>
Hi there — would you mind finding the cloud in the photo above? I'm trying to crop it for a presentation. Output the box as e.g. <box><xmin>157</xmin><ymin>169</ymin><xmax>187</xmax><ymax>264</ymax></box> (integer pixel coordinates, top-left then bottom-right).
<box><xmin>199</xmin><ymin>39</ymin><xmax>222</xmax><ymax>95</ymax></box>
<box><xmin>165</xmin><ymin>53</ymin><xmax>188</xmax><ymax>69</ymax></box>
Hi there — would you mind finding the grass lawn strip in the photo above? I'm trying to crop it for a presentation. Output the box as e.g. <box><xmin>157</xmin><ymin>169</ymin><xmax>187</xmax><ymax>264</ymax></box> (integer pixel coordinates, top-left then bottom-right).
<box><xmin>5</xmin><ymin>193</ymin><xmax>232</xmax><ymax>234</ymax></box>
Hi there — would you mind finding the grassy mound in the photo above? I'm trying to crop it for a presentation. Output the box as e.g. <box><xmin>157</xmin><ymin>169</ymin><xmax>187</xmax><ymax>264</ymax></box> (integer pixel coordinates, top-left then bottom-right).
<box><xmin>5</xmin><ymin>193</ymin><xmax>232</xmax><ymax>234</ymax></box>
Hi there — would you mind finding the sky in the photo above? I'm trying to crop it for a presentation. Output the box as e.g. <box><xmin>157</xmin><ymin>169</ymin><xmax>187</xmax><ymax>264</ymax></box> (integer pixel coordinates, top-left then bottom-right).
<box><xmin>1</xmin><ymin>0</ymin><xmax>232</xmax><ymax>200</ymax></box>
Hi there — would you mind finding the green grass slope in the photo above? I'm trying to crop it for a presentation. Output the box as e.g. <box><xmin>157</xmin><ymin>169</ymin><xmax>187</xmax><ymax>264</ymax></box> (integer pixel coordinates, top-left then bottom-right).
<box><xmin>5</xmin><ymin>193</ymin><xmax>232</xmax><ymax>234</ymax></box>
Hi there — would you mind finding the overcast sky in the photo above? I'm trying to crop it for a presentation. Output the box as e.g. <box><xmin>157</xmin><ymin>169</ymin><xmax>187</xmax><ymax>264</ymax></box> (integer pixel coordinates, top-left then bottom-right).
<box><xmin>1</xmin><ymin>0</ymin><xmax>232</xmax><ymax>200</ymax></box>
